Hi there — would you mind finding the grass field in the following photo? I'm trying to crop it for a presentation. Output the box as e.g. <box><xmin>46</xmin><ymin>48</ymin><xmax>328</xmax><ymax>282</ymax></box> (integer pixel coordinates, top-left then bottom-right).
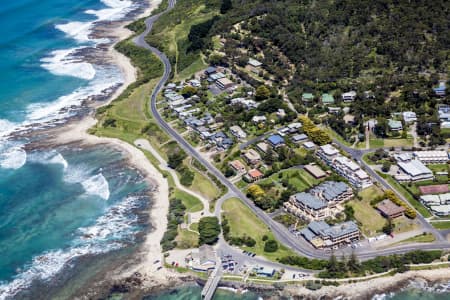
<box><xmin>349</xmin><ymin>186</ymin><xmax>386</xmax><ymax>236</ymax></box>
<box><xmin>369</xmin><ymin>138</ymin><xmax>384</xmax><ymax>148</ymax></box>
<box><xmin>260</xmin><ymin>169</ymin><xmax>323</xmax><ymax>192</ymax></box>
<box><xmin>393</xmin><ymin>233</ymin><xmax>435</xmax><ymax>245</ymax></box>
<box><xmin>191</xmin><ymin>170</ymin><xmax>220</xmax><ymax>201</ymax></box>
<box><xmin>176</xmin><ymin>228</ymin><xmax>199</xmax><ymax>249</ymax></box>
<box><xmin>383</xmin><ymin>138</ymin><xmax>413</xmax><ymax>148</ymax></box>
<box><xmin>173</xmin><ymin>189</ymin><xmax>203</xmax><ymax>212</ymax></box>
<box><xmin>222</xmin><ymin>198</ymin><xmax>297</xmax><ymax>261</ymax></box>
<box><xmin>431</xmin><ymin>221</ymin><xmax>450</xmax><ymax>230</ymax></box>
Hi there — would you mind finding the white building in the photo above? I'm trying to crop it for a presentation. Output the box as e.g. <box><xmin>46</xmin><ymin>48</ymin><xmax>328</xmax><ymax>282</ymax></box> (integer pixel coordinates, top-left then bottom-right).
<box><xmin>342</xmin><ymin>91</ymin><xmax>357</xmax><ymax>102</ymax></box>
<box><xmin>229</xmin><ymin>125</ymin><xmax>247</xmax><ymax>139</ymax></box>
<box><xmin>317</xmin><ymin>144</ymin><xmax>372</xmax><ymax>189</ymax></box>
<box><xmin>413</xmin><ymin>151</ymin><xmax>449</xmax><ymax>164</ymax></box>
<box><xmin>252</xmin><ymin>115</ymin><xmax>267</xmax><ymax>123</ymax></box>
<box><xmin>396</xmin><ymin>159</ymin><xmax>433</xmax><ymax>182</ymax></box>
<box><xmin>420</xmin><ymin>193</ymin><xmax>450</xmax><ymax>216</ymax></box>
<box><xmin>403</xmin><ymin>111</ymin><xmax>417</xmax><ymax>123</ymax></box>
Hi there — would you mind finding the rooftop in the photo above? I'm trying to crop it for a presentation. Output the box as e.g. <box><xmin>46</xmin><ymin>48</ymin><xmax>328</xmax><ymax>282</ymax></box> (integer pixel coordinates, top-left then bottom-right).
<box><xmin>267</xmin><ymin>134</ymin><xmax>284</xmax><ymax>146</ymax></box>
<box><xmin>248</xmin><ymin>169</ymin><xmax>264</xmax><ymax>178</ymax></box>
<box><xmin>293</xmin><ymin>192</ymin><xmax>327</xmax><ymax>210</ymax></box>
<box><xmin>398</xmin><ymin>159</ymin><xmax>433</xmax><ymax>177</ymax></box>
<box><xmin>376</xmin><ymin>199</ymin><xmax>405</xmax><ymax>216</ymax></box>
<box><xmin>321</xmin><ymin>93</ymin><xmax>335</xmax><ymax>104</ymax></box>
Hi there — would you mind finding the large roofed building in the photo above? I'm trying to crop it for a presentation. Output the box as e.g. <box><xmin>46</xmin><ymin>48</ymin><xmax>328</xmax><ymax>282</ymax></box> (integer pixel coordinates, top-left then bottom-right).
<box><xmin>284</xmin><ymin>181</ymin><xmax>353</xmax><ymax>221</ymax></box>
<box><xmin>420</xmin><ymin>193</ymin><xmax>450</xmax><ymax>216</ymax></box>
<box><xmin>376</xmin><ymin>199</ymin><xmax>405</xmax><ymax>219</ymax></box>
<box><xmin>413</xmin><ymin>151</ymin><xmax>449</xmax><ymax>164</ymax></box>
<box><xmin>396</xmin><ymin>159</ymin><xmax>433</xmax><ymax>182</ymax></box>
<box><xmin>300</xmin><ymin>220</ymin><xmax>360</xmax><ymax>248</ymax></box>
<box><xmin>317</xmin><ymin>144</ymin><xmax>372</xmax><ymax>189</ymax></box>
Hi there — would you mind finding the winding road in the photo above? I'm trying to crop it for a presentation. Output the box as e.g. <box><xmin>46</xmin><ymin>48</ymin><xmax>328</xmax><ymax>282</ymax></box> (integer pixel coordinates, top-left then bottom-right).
<box><xmin>132</xmin><ymin>0</ymin><xmax>450</xmax><ymax>262</ymax></box>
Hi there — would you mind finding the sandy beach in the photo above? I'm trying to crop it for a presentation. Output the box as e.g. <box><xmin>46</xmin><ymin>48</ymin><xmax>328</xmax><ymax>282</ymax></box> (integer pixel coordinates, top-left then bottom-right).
<box><xmin>51</xmin><ymin>0</ymin><xmax>176</xmax><ymax>287</ymax></box>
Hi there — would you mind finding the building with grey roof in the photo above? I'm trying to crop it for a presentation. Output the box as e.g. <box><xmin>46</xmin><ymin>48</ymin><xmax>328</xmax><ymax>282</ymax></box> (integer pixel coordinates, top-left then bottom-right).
<box><xmin>300</xmin><ymin>220</ymin><xmax>360</xmax><ymax>248</ymax></box>
<box><xmin>396</xmin><ymin>159</ymin><xmax>433</xmax><ymax>182</ymax></box>
<box><xmin>284</xmin><ymin>181</ymin><xmax>353</xmax><ymax>221</ymax></box>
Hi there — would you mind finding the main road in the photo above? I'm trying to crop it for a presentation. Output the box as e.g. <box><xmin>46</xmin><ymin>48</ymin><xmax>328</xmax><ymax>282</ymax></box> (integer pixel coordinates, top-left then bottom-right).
<box><xmin>132</xmin><ymin>0</ymin><xmax>450</xmax><ymax>261</ymax></box>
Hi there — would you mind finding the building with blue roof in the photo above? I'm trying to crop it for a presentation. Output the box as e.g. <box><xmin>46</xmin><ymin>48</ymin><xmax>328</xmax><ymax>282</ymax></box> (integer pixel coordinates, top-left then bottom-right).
<box><xmin>433</xmin><ymin>81</ymin><xmax>446</xmax><ymax>97</ymax></box>
<box><xmin>267</xmin><ymin>134</ymin><xmax>285</xmax><ymax>148</ymax></box>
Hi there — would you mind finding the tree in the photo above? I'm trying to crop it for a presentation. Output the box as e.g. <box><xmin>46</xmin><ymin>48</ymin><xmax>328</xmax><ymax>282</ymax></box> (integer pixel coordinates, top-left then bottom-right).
<box><xmin>248</xmin><ymin>184</ymin><xmax>265</xmax><ymax>198</ymax></box>
<box><xmin>181</xmin><ymin>85</ymin><xmax>197</xmax><ymax>98</ymax></box>
<box><xmin>198</xmin><ymin>217</ymin><xmax>221</xmax><ymax>245</ymax></box>
<box><xmin>255</xmin><ymin>85</ymin><xmax>270</xmax><ymax>101</ymax></box>
<box><xmin>220</xmin><ymin>0</ymin><xmax>232</xmax><ymax>14</ymax></box>
<box><xmin>347</xmin><ymin>251</ymin><xmax>361</xmax><ymax>273</ymax></box>
<box><xmin>381</xmin><ymin>161</ymin><xmax>391</xmax><ymax>172</ymax></box>
<box><xmin>168</xmin><ymin>150</ymin><xmax>187</xmax><ymax>169</ymax></box>
<box><xmin>382</xmin><ymin>219</ymin><xmax>394</xmax><ymax>235</ymax></box>
<box><xmin>264</xmin><ymin>240</ymin><xmax>278</xmax><ymax>252</ymax></box>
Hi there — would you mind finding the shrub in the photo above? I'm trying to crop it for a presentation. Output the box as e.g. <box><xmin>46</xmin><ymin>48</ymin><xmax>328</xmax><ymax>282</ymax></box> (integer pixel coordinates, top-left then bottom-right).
<box><xmin>264</xmin><ymin>240</ymin><xmax>278</xmax><ymax>252</ymax></box>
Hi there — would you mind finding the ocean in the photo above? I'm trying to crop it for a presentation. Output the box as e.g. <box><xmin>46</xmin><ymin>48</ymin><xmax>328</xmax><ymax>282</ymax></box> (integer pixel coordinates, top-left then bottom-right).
<box><xmin>0</xmin><ymin>0</ymin><xmax>151</xmax><ymax>298</ymax></box>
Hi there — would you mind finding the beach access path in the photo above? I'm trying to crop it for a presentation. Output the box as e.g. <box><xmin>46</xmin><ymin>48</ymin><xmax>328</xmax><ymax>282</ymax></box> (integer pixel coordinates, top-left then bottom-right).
<box><xmin>135</xmin><ymin>138</ymin><xmax>212</xmax><ymax>217</ymax></box>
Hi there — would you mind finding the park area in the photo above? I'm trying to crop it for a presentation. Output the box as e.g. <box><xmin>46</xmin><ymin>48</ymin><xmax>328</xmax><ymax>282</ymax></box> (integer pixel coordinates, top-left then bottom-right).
<box><xmin>222</xmin><ymin>198</ymin><xmax>296</xmax><ymax>261</ymax></box>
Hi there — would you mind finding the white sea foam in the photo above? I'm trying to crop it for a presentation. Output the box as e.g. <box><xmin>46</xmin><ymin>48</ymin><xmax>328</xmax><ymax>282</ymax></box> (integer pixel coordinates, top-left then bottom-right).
<box><xmin>0</xmin><ymin>196</ymin><xmax>142</xmax><ymax>300</ymax></box>
<box><xmin>0</xmin><ymin>145</ymin><xmax>27</xmax><ymax>170</ymax></box>
<box><xmin>41</xmin><ymin>48</ymin><xmax>96</xmax><ymax>80</ymax></box>
<box><xmin>81</xmin><ymin>173</ymin><xmax>110</xmax><ymax>200</ymax></box>
<box><xmin>0</xmin><ymin>119</ymin><xmax>19</xmax><ymax>138</ymax></box>
<box><xmin>55</xmin><ymin>21</ymin><xmax>94</xmax><ymax>43</ymax></box>
<box><xmin>86</xmin><ymin>0</ymin><xmax>134</xmax><ymax>21</ymax></box>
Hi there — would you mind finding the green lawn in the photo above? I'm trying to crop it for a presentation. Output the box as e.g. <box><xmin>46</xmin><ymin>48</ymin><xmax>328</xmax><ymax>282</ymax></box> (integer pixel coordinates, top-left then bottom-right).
<box><xmin>176</xmin><ymin>228</ymin><xmax>199</xmax><ymax>249</ymax></box>
<box><xmin>431</xmin><ymin>221</ymin><xmax>450</xmax><ymax>230</ymax></box>
<box><xmin>383</xmin><ymin>138</ymin><xmax>413</xmax><ymax>148</ymax></box>
<box><xmin>428</xmin><ymin>164</ymin><xmax>449</xmax><ymax>173</ymax></box>
<box><xmin>260</xmin><ymin>169</ymin><xmax>323</xmax><ymax>192</ymax></box>
<box><xmin>369</xmin><ymin>138</ymin><xmax>384</xmax><ymax>148</ymax></box>
<box><xmin>173</xmin><ymin>189</ymin><xmax>203</xmax><ymax>212</ymax></box>
<box><xmin>349</xmin><ymin>186</ymin><xmax>386</xmax><ymax>236</ymax></box>
<box><xmin>191</xmin><ymin>170</ymin><xmax>220</xmax><ymax>201</ymax></box>
<box><xmin>393</xmin><ymin>233</ymin><xmax>435</xmax><ymax>245</ymax></box>
<box><xmin>222</xmin><ymin>198</ymin><xmax>297</xmax><ymax>261</ymax></box>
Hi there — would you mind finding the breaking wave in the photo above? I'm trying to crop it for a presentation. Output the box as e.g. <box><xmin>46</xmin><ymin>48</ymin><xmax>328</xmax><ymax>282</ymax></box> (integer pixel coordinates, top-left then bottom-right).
<box><xmin>0</xmin><ymin>195</ymin><xmax>144</xmax><ymax>299</ymax></box>
<box><xmin>81</xmin><ymin>173</ymin><xmax>110</xmax><ymax>200</ymax></box>
<box><xmin>40</xmin><ymin>48</ymin><xmax>96</xmax><ymax>80</ymax></box>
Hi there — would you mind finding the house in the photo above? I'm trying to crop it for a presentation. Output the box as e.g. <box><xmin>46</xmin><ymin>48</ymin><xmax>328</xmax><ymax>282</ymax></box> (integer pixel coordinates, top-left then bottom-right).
<box><xmin>248</xmin><ymin>58</ymin><xmax>263</xmax><ymax>68</ymax></box>
<box><xmin>252</xmin><ymin>115</ymin><xmax>267</xmax><ymax>124</ymax></box>
<box><xmin>230</xmin><ymin>125</ymin><xmax>247</xmax><ymax>139</ymax></box>
<box><xmin>328</xmin><ymin>107</ymin><xmax>341</xmax><ymax>114</ymax></box>
<box><xmin>242</xmin><ymin>149</ymin><xmax>261</xmax><ymax>165</ymax></box>
<box><xmin>276</xmin><ymin>109</ymin><xmax>286</xmax><ymax>119</ymax></box>
<box><xmin>230</xmin><ymin>98</ymin><xmax>258</xmax><ymax>109</ymax></box>
<box><xmin>433</xmin><ymin>81</ymin><xmax>446</xmax><ymax>97</ymax></box>
<box><xmin>321</xmin><ymin>93</ymin><xmax>335</xmax><ymax>105</ymax></box>
<box><xmin>403</xmin><ymin>111</ymin><xmax>417</xmax><ymax>123</ymax></box>
<box><xmin>364</xmin><ymin>90</ymin><xmax>375</xmax><ymax>99</ymax></box>
<box><xmin>438</xmin><ymin>105</ymin><xmax>450</xmax><ymax>121</ymax></box>
<box><xmin>204</xmin><ymin>66</ymin><xmax>217</xmax><ymax>76</ymax></box>
<box><xmin>396</xmin><ymin>159</ymin><xmax>433</xmax><ymax>182</ymax></box>
<box><xmin>216</xmin><ymin>77</ymin><xmax>234</xmax><ymax>90</ymax></box>
<box><xmin>189</xmin><ymin>79</ymin><xmax>201</xmax><ymax>87</ymax></box>
<box><xmin>267</xmin><ymin>134</ymin><xmax>285</xmax><ymax>148</ymax></box>
<box><xmin>255</xmin><ymin>267</ymin><xmax>275</xmax><ymax>278</ymax></box>
<box><xmin>317</xmin><ymin>144</ymin><xmax>340</xmax><ymax>164</ymax></box>
<box><xmin>303</xmin><ymin>141</ymin><xmax>316</xmax><ymax>150</ymax></box>
<box><xmin>229</xmin><ymin>160</ymin><xmax>246</xmax><ymax>174</ymax></box>
<box><xmin>244</xmin><ymin>169</ymin><xmax>264</xmax><ymax>182</ymax></box>
<box><xmin>388</xmin><ymin>119</ymin><xmax>403</xmax><ymax>131</ymax></box>
<box><xmin>376</xmin><ymin>199</ymin><xmax>405</xmax><ymax>219</ymax></box>
<box><xmin>196</xmin><ymin>126</ymin><xmax>213</xmax><ymax>139</ymax></box>
<box><xmin>342</xmin><ymin>91</ymin><xmax>357</xmax><ymax>102</ymax></box>
<box><xmin>302</xmin><ymin>93</ymin><xmax>314</xmax><ymax>102</ymax></box>
<box><xmin>187</xmin><ymin>244</ymin><xmax>216</xmax><ymax>272</ymax></box>
<box><xmin>304</xmin><ymin>164</ymin><xmax>327</xmax><ymax>179</ymax></box>
<box><xmin>291</xmin><ymin>133</ymin><xmax>308</xmax><ymax>143</ymax></box>
<box><xmin>256</xmin><ymin>142</ymin><xmax>270</xmax><ymax>154</ymax></box>
<box><xmin>300</xmin><ymin>220</ymin><xmax>360</xmax><ymax>249</ymax></box>
<box><xmin>208</xmin><ymin>72</ymin><xmax>226</xmax><ymax>82</ymax></box>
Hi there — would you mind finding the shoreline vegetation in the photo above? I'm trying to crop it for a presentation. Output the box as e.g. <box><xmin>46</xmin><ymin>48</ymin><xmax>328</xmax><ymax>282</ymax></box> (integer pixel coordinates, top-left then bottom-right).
<box><xmin>47</xmin><ymin>0</ymin><xmax>450</xmax><ymax>298</ymax></box>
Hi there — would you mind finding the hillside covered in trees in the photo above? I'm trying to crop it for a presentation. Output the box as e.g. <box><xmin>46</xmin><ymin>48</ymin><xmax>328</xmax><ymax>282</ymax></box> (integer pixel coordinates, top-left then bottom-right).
<box><xmin>211</xmin><ymin>0</ymin><xmax>449</xmax><ymax>94</ymax></box>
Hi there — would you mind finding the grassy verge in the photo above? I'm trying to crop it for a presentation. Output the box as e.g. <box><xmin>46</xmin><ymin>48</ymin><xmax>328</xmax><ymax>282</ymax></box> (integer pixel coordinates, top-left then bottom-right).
<box><xmin>392</xmin><ymin>233</ymin><xmax>435</xmax><ymax>245</ymax></box>
<box><xmin>349</xmin><ymin>186</ymin><xmax>386</xmax><ymax>236</ymax></box>
<box><xmin>173</xmin><ymin>188</ymin><xmax>203</xmax><ymax>212</ymax></box>
<box><xmin>431</xmin><ymin>221</ymin><xmax>450</xmax><ymax>230</ymax></box>
<box><xmin>145</xmin><ymin>0</ymin><xmax>218</xmax><ymax>79</ymax></box>
<box><xmin>222</xmin><ymin>198</ymin><xmax>297</xmax><ymax>261</ymax></box>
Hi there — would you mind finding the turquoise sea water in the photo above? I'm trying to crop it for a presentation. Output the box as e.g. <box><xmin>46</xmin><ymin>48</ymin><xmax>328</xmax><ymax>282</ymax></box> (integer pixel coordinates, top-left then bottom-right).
<box><xmin>0</xmin><ymin>0</ymin><xmax>149</xmax><ymax>298</ymax></box>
